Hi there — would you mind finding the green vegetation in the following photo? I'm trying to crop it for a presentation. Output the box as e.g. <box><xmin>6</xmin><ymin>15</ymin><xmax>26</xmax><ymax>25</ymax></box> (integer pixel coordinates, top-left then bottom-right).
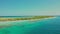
<box><xmin>0</xmin><ymin>16</ymin><xmax>54</xmax><ymax>21</ymax></box>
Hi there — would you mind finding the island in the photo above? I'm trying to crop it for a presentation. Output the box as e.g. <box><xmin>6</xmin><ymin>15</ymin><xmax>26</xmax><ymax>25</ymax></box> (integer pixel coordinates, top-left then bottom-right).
<box><xmin>0</xmin><ymin>16</ymin><xmax>55</xmax><ymax>21</ymax></box>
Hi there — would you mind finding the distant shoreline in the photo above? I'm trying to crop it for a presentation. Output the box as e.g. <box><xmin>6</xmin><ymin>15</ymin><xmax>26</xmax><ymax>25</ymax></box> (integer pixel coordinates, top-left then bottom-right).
<box><xmin>0</xmin><ymin>17</ymin><xmax>56</xmax><ymax>26</ymax></box>
<box><xmin>0</xmin><ymin>16</ymin><xmax>54</xmax><ymax>21</ymax></box>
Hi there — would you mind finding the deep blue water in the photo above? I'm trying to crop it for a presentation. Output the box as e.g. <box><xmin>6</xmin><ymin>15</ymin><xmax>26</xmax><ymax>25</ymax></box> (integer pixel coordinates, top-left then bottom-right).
<box><xmin>0</xmin><ymin>17</ymin><xmax>60</xmax><ymax>34</ymax></box>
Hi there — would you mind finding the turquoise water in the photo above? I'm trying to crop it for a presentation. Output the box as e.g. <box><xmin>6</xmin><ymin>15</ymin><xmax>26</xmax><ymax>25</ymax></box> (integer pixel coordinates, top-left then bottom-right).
<box><xmin>0</xmin><ymin>17</ymin><xmax>60</xmax><ymax>34</ymax></box>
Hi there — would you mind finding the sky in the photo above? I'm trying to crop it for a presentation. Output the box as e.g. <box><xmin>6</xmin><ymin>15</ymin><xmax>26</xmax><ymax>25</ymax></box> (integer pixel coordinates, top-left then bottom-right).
<box><xmin>0</xmin><ymin>0</ymin><xmax>60</xmax><ymax>16</ymax></box>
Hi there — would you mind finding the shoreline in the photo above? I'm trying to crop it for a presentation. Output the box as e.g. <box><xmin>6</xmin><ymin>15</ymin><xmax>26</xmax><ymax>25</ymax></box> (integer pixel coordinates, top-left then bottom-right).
<box><xmin>0</xmin><ymin>17</ymin><xmax>56</xmax><ymax>22</ymax></box>
<box><xmin>0</xmin><ymin>17</ymin><xmax>56</xmax><ymax>27</ymax></box>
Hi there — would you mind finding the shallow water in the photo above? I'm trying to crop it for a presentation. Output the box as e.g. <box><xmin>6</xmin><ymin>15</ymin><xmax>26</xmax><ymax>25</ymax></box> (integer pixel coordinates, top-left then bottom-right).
<box><xmin>0</xmin><ymin>17</ymin><xmax>60</xmax><ymax>34</ymax></box>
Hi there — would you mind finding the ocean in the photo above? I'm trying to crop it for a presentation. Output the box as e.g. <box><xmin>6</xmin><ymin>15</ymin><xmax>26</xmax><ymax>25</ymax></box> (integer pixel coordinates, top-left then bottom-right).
<box><xmin>0</xmin><ymin>16</ymin><xmax>60</xmax><ymax>34</ymax></box>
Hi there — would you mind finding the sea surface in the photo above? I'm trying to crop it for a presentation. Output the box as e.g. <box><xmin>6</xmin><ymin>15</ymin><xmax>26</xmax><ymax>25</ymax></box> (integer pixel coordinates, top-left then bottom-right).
<box><xmin>0</xmin><ymin>16</ymin><xmax>60</xmax><ymax>34</ymax></box>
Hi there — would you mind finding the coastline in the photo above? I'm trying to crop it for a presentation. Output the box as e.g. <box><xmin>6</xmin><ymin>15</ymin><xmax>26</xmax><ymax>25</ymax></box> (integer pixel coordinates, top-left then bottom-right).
<box><xmin>0</xmin><ymin>17</ymin><xmax>56</xmax><ymax>22</ymax></box>
<box><xmin>0</xmin><ymin>17</ymin><xmax>56</xmax><ymax>23</ymax></box>
<box><xmin>0</xmin><ymin>17</ymin><xmax>57</xmax><ymax>28</ymax></box>
<box><xmin>0</xmin><ymin>16</ymin><xmax>54</xmax><ymax>21</ymax></box>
